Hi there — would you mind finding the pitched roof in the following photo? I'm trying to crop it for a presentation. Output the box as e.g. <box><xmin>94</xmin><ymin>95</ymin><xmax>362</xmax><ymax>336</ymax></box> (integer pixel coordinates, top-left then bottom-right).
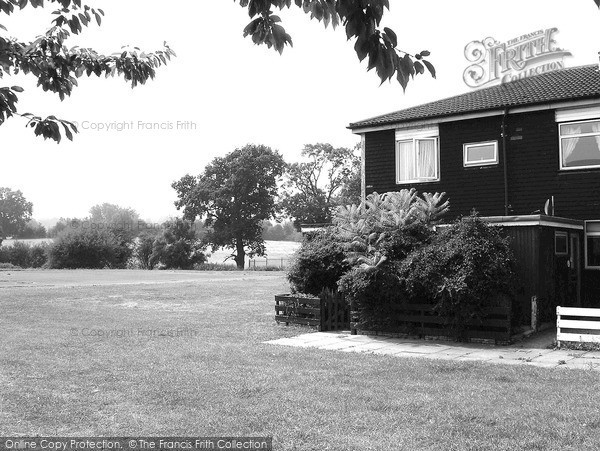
<box><xmin>349</xmin><ymin>64</ymin><xmax>600</xmax><ymax>130</ymax></box>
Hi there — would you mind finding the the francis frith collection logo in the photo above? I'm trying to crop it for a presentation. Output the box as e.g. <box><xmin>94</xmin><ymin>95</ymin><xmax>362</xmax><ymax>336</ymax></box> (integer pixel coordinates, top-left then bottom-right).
<box><xmin>463</xmin><ymin>27</ymin><xmax>572</xmax><ymax>88</ymax></box>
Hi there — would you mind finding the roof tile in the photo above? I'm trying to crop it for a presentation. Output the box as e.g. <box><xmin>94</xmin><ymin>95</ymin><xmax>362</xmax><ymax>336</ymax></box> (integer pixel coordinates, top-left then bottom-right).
<box><xmin>349</xmin><ymin>65</ymin><xmax>600</xmax><ymax>129</ymax></box>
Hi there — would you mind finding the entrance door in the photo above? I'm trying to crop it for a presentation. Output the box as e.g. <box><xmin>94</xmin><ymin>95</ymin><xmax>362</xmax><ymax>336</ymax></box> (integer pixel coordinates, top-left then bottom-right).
<box><xmin>569</xmin><ymin>233</ymin><xmax>581</xmax><ymax>306</ymax></box>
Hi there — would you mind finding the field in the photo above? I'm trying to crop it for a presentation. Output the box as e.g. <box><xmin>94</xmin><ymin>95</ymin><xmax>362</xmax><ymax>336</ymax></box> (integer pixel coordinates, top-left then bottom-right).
<box><xmin>1</xmin><ymin>238</ymin><xmax>53</xmax><ymax>247</ymax></box>
<box><xmin>2</xmin><ymin>270</ymin><xmax>600</xmax><ymax>450</ymax></box>
<box><xmin>207</xmin><ymin>240</ymin><xmax>300</xmax><ymax>266</ymax></box>
<box><xmin>0</xmin><ymin>239</ymin><xmax>300</xmax><ymax>266</ymax></box>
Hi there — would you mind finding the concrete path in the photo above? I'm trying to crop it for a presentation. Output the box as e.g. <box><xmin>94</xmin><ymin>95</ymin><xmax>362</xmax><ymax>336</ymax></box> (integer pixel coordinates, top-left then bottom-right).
<box><xmin>265</xmin><ymin>330</ymin><xmax>600</xmax><ymax>371</ymax></box>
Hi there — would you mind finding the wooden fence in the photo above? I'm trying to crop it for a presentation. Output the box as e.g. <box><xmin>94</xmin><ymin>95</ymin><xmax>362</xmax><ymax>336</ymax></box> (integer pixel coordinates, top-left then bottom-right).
<box><xmin>556</xmin><ymin>306</ymin><xmax>600</xmax><ymax>346</ymax></box>
<box><xmin>351</xmin><ymin>302</ymin><xmax>512</xmax><ymax>343</ymax></box>
<box><xmin>249</xmin><ymin>258</ymin><xmax>290</xmax><ymax>269</ymax></box>
<box><xmin>275</xmin><ymin>291</ymin><xmax>350</xmax><ymax>331</ymax></box>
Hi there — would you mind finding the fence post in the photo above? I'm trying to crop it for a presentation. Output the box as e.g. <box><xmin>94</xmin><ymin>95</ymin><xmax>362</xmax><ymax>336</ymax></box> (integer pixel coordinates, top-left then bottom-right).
<box><xmin>531</xmin><ymin>295</ymin><xmax>538</xmax><ymax>332</ymax></box>
<box><xmin>556</xmin><ymin>306</ymin><xmax>561</xmax><ymax>348</ymax></box>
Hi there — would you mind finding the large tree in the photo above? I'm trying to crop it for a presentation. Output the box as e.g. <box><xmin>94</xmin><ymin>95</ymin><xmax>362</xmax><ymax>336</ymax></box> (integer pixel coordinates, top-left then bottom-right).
<box><xmin>282</xmin><ymin>142</ymin><xmax>360</xmax><ymax>229</ymax></box>
<box><xmin>172</xmin><ymin>144</ymin><xmax>286</xmax><ymax>269</ymax></box>
<box><xmin>0</xmin><ymin>186</ymin><xmax>33</xmax><ymax>238</ymax></box>
<box><xmin>88</xmin><ymin>202</ymin><xmax>139</xmax><ymax>239</ymax></box>
<box><xmin>235</xmin><ymin>0</ymin><xmax>435</xmax><ymax>90</ymax></box>
<box><xmin>0</xmin><ymin>0</ymin><xmax>175</xmax><ymax>142</ymax></box>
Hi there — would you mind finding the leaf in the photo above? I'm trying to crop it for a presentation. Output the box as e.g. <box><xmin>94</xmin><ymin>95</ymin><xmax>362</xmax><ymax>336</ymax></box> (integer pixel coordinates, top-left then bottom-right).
<box><xmin>0</xmin><ymin>24</ymin><xmax>6</xmax><ymax>31</ymax></box>
<box><xmin>414</xmin><ymin>60</ymin><xmax>425</xmax><ymax>75</ymax></box>
<box><xmin>10</xmin><ymin>86</ymin><xmax>24</xmax><ymax>92</ymax></box>
<box><xmin>423</xmin><ymin>59</ymin><xmax>436</xmax><ymax>78</ymax></box>
<box><xmin>383</xmin><ymin>27</ymin><xmax>397</xmax><ymax>47</ymax></box>
<box><xmin>420</xmin><ymin>50</ymin><xmax>431</xmax><ymax>57</ymax></box>
<box><xmin>61</xmin><ymin>121</ymin><xmax>74</xmax><ymax>141</ymax></box>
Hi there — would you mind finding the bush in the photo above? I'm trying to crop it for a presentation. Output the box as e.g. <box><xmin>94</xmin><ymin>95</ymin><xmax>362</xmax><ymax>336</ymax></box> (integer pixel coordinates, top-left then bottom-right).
<box><xmin>0</xmin><ymin>241</ymin><xmax>48</xmax><ymax>268</ymax></box>
<box><xmin>48</xmin><ymin>228</ymin><xmax>131</xmax><ymax>269</ymax></box>
<box><xmin>2</xmin><ymin>241</ymin><xmax>31</xmax><ymax>268</ymax></box>
<box><xmin>148</xmin><ymin>219</ymin><xmax>206</xmax><ymax>270</ymax></box>
<box><xmin>401</xmin><ymin>214</ymin><xmax>514</xmax><ymax>337</ymax></box>
<box><xmin>338</xmin><ymin>263</ymin><xmax>403</xmax><ymax>331</ymax></box>
<box><xmin>29</xmin><ymin>243</ymin><xmax>49</xmax><ymax>268</ymax></box>
<box><xmin>131</xmin><ymin>231</ymin><xmax>159</xmax><ymax>269</ymax></box>
<box><xmin>287</xmin><ymin>227</ymin><xmax>350</xmax><ymax>296</ymax></box>
<box><xmin>379</xmin><ymin>222</ymin><xmax>433</xmax><ymax>261</ymax></box>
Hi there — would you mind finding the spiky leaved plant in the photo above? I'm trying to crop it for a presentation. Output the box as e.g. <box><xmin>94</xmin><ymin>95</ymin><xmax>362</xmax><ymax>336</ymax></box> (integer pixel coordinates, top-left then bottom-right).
<box><xmin>333</xmin><ymin>190</ymin><xmax>449</xmax><ymax>271</ymax></box>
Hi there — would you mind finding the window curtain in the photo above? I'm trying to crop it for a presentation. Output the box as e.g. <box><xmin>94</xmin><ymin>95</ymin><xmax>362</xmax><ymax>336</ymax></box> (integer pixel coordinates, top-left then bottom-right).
<box><xmin>561</xmin><ymin>125</ymin><xmax>581</xmax><ymax>164</ymax></box>
<box><xmin>417</xmin><ymin>139</ymin><xmax>436</xmax><ymax>179</ymax></box>
<box><xmin>592</xmin><ymin>122</ymin><xmax>600</xmax><ymax>151</ymax></box>
<box><xmin>397</xmin><ymin>140</ymin><xmax>414</xmax><ymax>181</ymax></box>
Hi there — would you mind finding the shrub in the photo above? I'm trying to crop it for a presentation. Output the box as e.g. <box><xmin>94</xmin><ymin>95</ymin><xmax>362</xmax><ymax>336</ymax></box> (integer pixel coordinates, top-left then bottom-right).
<box><xmin>132</xmin><ymin>231</ymin><xmax>159</xmax><ymax>269</ymax></box>
<box><xmin>287</xmin><ymin>227</ymin><xmax>350</xmax><ymax>296</ymax></box>
<box><xmin>0</xmin><ymin>241</ymin><xmax>49</xmax><ymax>268</ymax></box>
<box><xmin>48</xmin><ymin>228</ymin><xmax>131</xmax><ymax>269</ymax></box>
<box><xmin>401</xmin><ymin>214</ymin><xmax>515</xmax><ymax>338</ymax></box>
<box><xmin>338</xmin><ymin>263</ymin><xmax>404</xmax><ymax>331</ymax></box>
<box><xmin>2</xmin><ymin>241</ymin><xmax>31</xmax><ymax>268</ymax></box>
<box><xmin>379</xmin><ymin>222</ymin><xmax>433</xmax><ymax>262</ymax></box>
<box><xmin>29</xmin><ymin>243</ymin><xmax>49</xmax><ymax>268</ymax></box>
<box><xmin>149</xmin><ymin>219</ymin><xmax>206</xmax><ymax>270</ymax></box>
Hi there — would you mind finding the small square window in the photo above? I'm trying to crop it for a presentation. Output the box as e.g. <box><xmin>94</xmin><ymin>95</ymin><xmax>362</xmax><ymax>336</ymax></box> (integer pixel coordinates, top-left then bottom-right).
<box><xmin>555</xmin><ymin>231</ymin><xmax>568</xmax><ymax>256</ymax></box>
<box><xmin>463</xmin><ymin>141</ymin><xmax>498</xmax><ymax>167</ymax></box>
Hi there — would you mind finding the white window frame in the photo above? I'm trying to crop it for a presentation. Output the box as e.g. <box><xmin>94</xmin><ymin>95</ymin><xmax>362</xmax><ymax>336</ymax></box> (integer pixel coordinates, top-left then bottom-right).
<box><xmin>463</xmin><ymin>140</ymin><xmax>498</xmax><ymax>167</ymax></box>
<box><xmin>585</xmin><ymin>220</ymin><xmax>600</xmax><ymax>270</ymax></box>
<box><xmin>554</xmin><ymin>231</ymin><xmax>568</xmax><ymax>256</ymax></box>
<box><xmin>395</xmin><ymin>136</ymin><xmax>440</xmax><ymax>184</ymax></box>
<box><xmin>558</xmin><ymin>118</ymin><xmax>600</xmax><ymax>171</ymax></box>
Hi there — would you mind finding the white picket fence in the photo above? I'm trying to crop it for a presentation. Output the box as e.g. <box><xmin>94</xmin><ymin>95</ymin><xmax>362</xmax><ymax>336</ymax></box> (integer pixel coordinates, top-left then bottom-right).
<box><xmin>556</xmin><ymin>306</ymin><xmax>600</xmax><ymax>346</ymax></box>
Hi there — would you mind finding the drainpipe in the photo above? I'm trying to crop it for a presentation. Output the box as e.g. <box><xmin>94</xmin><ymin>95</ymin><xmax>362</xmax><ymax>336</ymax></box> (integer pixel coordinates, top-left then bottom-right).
<box><xmin>501</xmin><ymin>109</ymin><xmax>509</xmax><ymax>216</ymax></box>
<box><xmin>360</xmin><ymin>133</ymin><xmax>366</xmax><ymax>211</ymax></box>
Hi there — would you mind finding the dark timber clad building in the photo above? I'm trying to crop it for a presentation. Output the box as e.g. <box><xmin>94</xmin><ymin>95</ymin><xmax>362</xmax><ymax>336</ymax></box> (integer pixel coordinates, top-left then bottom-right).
<box><xmin>349</xmin><ymin>64</ymin><xmax>600</xmax><ymax>326</ymax></box>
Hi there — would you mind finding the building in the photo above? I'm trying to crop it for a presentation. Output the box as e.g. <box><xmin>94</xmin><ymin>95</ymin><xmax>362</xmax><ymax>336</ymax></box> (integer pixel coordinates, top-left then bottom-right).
<box><xmin>349</xmin><ymin>64</ymin><xmax>600</xmax><ymax>327</ymax></box>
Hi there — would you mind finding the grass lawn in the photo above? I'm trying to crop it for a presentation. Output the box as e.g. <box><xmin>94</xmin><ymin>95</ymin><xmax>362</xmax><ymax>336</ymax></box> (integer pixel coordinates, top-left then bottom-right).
<box><xmin>1</xmin><ymin>270</ymin><xmax>600</xmax><ymax>450</ymax></box>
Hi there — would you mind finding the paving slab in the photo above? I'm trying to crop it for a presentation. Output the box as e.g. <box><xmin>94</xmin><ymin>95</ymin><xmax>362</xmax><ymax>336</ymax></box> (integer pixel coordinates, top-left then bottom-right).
<box><xmin>264</xmin><ymin>331</ymin><xmax>600</xmax><ymax>371</ymax></box>
<box><xmin>529</xmin><ymin>353</ymin><xmax>575</xmax><ymax>365</ymax></box>
<box><xmin>370</xmin><ymin>346</ymin><xmax>415</xmax><ymax>356</ymax></box>
<box><xmin>318</xmin><ymin>341</ymin><xmax>362</xmax><ymax>351</ymax></box>
<box><xmin>339</xmin><ymin>341</ymin><xmax>397</xmax><ymax>353</ymax></box>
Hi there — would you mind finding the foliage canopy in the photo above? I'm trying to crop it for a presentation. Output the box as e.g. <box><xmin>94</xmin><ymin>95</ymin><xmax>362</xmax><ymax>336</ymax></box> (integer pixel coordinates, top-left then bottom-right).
<box><xmin>0</xmin><ymin>0</ymin><xmax>175</xmax><ymax>142</ymax></box>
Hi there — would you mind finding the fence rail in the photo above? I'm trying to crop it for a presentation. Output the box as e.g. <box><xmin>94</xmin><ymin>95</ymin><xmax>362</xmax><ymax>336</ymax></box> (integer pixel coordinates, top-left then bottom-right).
<box><xmin>275</xmin><ymin>291</ymin><xmax>350</xmax><ymax>331</ymax></box>
<box><xmin>249</xmin><ymin>258</ymin><xmax>290</xmax><ymax>269</ymax></box>
<box><xmin>557</xmin><ymin>306</ymin><xmax>600</xmax><ymax>345</ymax></box>
<box><xmin>351</xmin><ymin>302</ymin><xmax>512</xmax><ymax>343</ymax></box>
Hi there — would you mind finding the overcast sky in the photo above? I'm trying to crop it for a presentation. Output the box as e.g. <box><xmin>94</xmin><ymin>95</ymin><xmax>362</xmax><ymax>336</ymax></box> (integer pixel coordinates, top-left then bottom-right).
<box><xmin>1</xmin><ymin>0</ymin><xmax>598</xmax><ymax>223</ymax></box>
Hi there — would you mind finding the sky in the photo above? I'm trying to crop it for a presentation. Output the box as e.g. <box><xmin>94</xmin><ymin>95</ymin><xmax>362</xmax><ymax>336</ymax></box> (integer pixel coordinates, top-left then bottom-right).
<box><xmin>0</xmin><ymin>0</ymin><xmax>598</xmax><ymax>224</ymax></box>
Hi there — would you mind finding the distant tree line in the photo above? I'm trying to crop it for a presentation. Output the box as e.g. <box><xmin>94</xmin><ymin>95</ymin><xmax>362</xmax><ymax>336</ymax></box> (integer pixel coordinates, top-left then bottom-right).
<box><xmin>1</xmin><ymin>141</ymin><xmax>359</xmax><ymax>269</ymax></box>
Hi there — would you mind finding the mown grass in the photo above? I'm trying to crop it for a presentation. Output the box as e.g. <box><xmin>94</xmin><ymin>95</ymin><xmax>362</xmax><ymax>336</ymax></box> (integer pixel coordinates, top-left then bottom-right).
<box><xmin>1</xmin><ymin>270</ymin><xmax>600</xmax><ymax>450</ymax></box>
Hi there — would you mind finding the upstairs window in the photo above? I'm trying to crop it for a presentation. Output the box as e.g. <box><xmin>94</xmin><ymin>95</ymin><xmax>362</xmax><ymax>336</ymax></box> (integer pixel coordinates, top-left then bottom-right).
<box><xmin>463</xmin><ymin>141</ymin><xmax>498</xmax><ymax>167</ymax></box>
<box><xmin>395</xmin><ymin>137</ymin><xmax>439</xmax><ymax>183</ymax></box>
<box><xmin>559</xmin><ymin>119</ymin><xmax>600</xmax><ymax>170</ymax></box>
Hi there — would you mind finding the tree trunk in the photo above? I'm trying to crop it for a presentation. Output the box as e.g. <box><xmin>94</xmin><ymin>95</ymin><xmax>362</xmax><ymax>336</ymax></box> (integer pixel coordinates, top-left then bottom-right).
<box><xmin>234</xmin><ymin>238</ymin><xmax>245</xmax><ymax>270</ymax></box>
